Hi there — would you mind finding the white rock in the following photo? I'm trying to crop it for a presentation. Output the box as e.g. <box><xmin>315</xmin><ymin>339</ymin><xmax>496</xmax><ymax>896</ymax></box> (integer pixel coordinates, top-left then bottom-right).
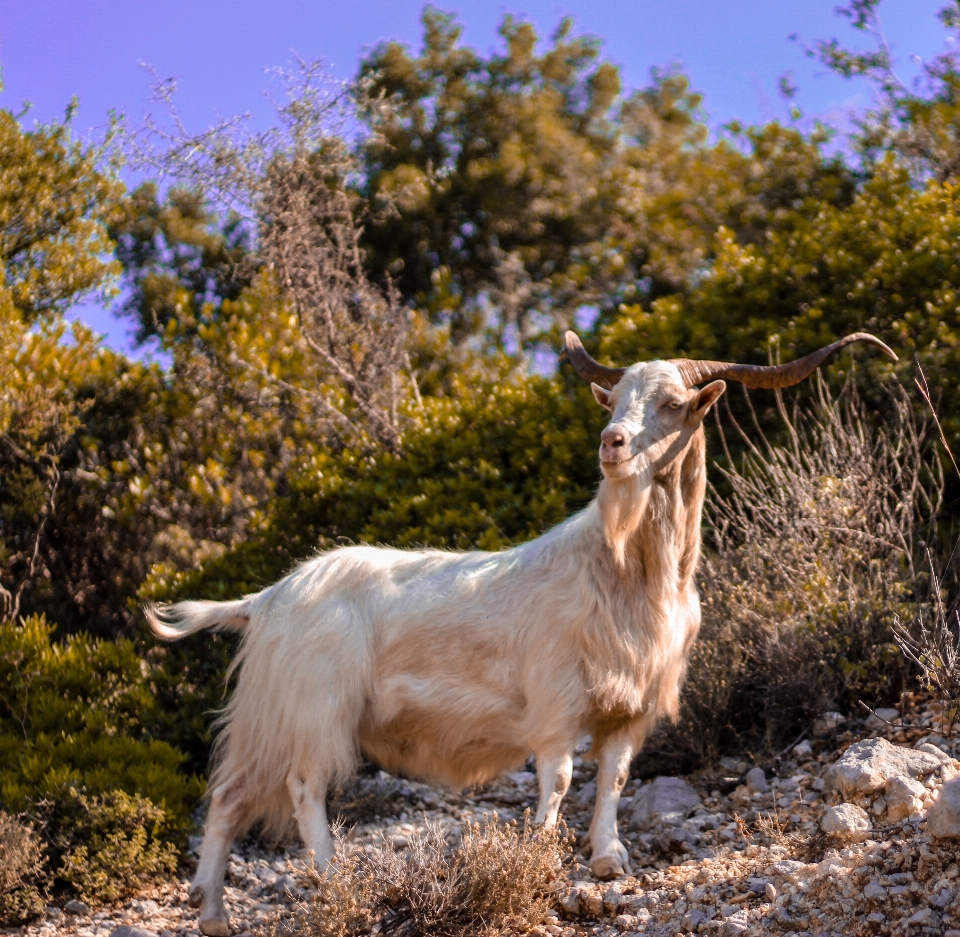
<box><xmin>821</xmin><ymin>803</ymin><xmax>872</xmax><ymax>841</ymax></box>
<box><xmin>928</xmin><ymin>776</ymin><xmax>960</xmax><ymax>839</ymax></box>
<box><xmin>884</xmin><ymin>775</ymin><xmax>927</xmax><ymax>821</ymax></box>
<box><xmin>793</xmin><ymin>740</ymin><xmax>813</xmax><ymax>758</ymax></box>
<box><xmin>628</xmin><ymin>775</ymin><xmax>701</xmax><ymax>830</ymax></box>
<box><xmin>826</xmin><ymin>737</ymin><xmax>944</xmax><ymax>796</ymax></box>
<box><xmin>863</xmin><ymin>881</ymin><xmax>886</xmax><ymax>901</ymax></box>
<box><xmin>916</xmin><ymin>742</ymin><xmax>953</xmax><ymax>764</ymax></box>
<box><xmin>745</xmin><ymin>766</ymin><xmax>769</xmax><ymax>793</ymax></box>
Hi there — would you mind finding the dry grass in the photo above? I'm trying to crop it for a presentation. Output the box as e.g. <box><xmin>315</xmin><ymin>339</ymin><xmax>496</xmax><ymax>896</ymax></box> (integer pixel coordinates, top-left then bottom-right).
<box><xmin>643</xmin><ymin>377</ymin><xmax>943</xmax><ymax>770</ymax></box>
<box><xmin>282</xmin><ymin>812</ymin><xmax>570</xmax><ymax>937</ymax></box>
<box><xmin>0</xmin><ymin>810</ymin><xmax>46</xmax><ymax>925</ymax></box>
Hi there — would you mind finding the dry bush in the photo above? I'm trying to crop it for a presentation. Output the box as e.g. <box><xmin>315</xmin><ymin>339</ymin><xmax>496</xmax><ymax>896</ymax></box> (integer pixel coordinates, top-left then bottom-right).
<box><xmin>0</xmin><ymin>810</ymin><xmax>46</xmax><ymax>924</ymax></box>
<box><xmin>128</xmin><ymin>61</ymin><xmax>411</xmax><ymax>452</ymax></box>
<box><xmin>643</xmin><ymin>377</ymin><xmax>942</xmax><ymax>770</ymax></box>
<box><xmin>285</xmin><ymin>812</ymin><xmax>570</xmax><ymax>937</ymax></box>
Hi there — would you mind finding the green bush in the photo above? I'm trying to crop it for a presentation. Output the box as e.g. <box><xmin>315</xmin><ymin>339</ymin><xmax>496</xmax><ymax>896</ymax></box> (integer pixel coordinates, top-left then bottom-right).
<box><xmin>0</xmin><ymin>614</ymin><xmax>202</xmax><ymax>834</ymax></box>
<box><xmin>58</xmin><ymin>790</ymin><xmax>178</xmax><ymax>904</ymax></box>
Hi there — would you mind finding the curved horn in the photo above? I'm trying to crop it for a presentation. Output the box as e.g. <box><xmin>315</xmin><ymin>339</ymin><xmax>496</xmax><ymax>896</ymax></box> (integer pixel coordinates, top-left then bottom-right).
<box><xmin>669</xmin><ymin>332</ymin><xmax>898</xmax><ymax>389</ymax></box>
<box><xmin>560</xmin><ymin>331</ymin><xmax>627</xmax><ymax>389</ymax></box>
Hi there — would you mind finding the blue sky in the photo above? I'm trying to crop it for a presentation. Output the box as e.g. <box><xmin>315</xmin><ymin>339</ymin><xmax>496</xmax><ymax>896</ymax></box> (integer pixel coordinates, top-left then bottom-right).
<box><xmin>0</xmin><ymin>0</ymin><xmax>951</xmax><ymax>353</ymax></box>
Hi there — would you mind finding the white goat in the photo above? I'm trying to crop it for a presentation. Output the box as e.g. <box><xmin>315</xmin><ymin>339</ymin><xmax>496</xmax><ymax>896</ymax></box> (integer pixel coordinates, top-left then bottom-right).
<box><xmin>148</xmin><ymin>331</ymin><xmax>895</xmax><ymax>936</ymax></box>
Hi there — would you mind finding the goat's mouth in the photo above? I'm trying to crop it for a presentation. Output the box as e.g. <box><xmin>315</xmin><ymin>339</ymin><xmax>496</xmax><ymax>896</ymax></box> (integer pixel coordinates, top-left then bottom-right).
<box><xmin>599</xmin><ymin>453</ymin><xmax>639</xmax><ymax>478</ymax></box>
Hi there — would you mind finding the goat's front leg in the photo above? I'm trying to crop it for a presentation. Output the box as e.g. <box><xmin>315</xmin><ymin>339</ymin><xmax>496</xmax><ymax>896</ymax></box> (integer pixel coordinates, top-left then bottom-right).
<box><xmin>587</xmin><ymin>733</ymin><xmax>633</xmax><ymax>880</ymax></box>
<box><xmin>534</xmin><ymin>750</ymin><xmax>573</xmax><ymax>827</ymax></box>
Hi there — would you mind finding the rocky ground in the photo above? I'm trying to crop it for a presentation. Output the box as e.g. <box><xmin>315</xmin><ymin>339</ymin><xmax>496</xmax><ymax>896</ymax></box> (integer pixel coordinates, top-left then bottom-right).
<box><xmin>8</xmin><ymin>699</ymin><xmax>960</xmax><ymax>937</ymax></box>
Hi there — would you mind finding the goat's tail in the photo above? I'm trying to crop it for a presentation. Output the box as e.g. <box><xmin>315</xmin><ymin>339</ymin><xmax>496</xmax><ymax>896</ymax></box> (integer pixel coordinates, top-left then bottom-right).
<box><xmin>145</xmin><ymin>598</ymin><xmax>253</xmax><ymax>640</ymax></box>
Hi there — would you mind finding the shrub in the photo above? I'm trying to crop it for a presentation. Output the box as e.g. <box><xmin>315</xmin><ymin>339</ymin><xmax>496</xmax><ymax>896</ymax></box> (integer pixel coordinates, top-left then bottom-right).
<box><xmin>287</xmin><ymin>813</ymin><xmax>570</xmax><ymax>937</ymax></box>
<box><xmin>0</xmin><ymin>810</ymin><xmax>46</xmax><ymax>925</ymax></box>
<box><xmin>643</xmin><ymin>379</ymin><xmax>942</xmax><ymax>770</ymax></box>
<box><xmin>0</xmin><ymin>614</ymin><xmax>201</xmax><ymax>834</ymax></box>
<box><xmin>57</xmin><ymin>790</ymin><xmax>178</xmax><ymax>904</ymax></box>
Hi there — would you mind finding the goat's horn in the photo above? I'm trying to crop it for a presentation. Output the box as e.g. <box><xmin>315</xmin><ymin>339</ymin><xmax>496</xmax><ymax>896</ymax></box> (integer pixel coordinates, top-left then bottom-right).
<box><xmin>669</xmin><ymin>332</ymin><xmax>898</xmax><ymax>389</ymax></box>
<box><xmin>560</xmin><ymin>331</ymin><xmax>627</xmax><ymax>389</ymax></box>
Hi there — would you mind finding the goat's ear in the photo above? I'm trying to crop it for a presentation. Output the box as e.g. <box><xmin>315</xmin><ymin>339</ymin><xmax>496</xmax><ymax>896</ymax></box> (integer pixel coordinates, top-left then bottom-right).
<box><xmin>688</xmin><ymin>380</ymin><xmax>725</xmax><ymax>423</ymax></box>
<box><xmin>591</xmin><ymin>382</ymin><xmax>613</xmax><ymax>411</ymax></box>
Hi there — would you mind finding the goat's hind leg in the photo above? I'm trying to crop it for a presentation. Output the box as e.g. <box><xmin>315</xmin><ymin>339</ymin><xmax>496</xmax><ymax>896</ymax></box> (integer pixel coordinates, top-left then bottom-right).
<box><xmin>191</xmin><ymin>776</ymin><xmax>251</xmax><ymax>936</ymax></box>
<box><xmin>534</xmin><ymin>750</ymin><xmax>573</xmax><ymax>827</ymax></box>
<box><xmin>287</xmin><ymin>770</ymin><xmax>334</xmax><ymax>871</ymax></box>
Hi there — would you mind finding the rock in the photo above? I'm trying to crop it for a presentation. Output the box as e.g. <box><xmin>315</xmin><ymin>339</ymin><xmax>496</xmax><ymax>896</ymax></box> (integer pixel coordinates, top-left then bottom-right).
<box><xmin>601</xmin><ymin>887</ymin><xmax>622</xmax><ymax>914</ymax></box>
<box><xmin>628</xmin><ymin>775</ymin><xmax>701</xmax><ymax>830</ymax></box>
<box><xmin>572</xmin><ymin>779</ymin><xmax>596</xmax><ymax>809</ymax></box>
<box><xmin>273</xmin><ymin>873</ymin><xmax>302</xmax><ymax>898</ymax></box>
<box><xmin>916</xmin><ymin>741</ymin><xmax>953</xmax><ymax>764</ymax></box>
<box><xmin>768</xmin><ymin>859</ymin><xmax>810</xmax><ymax>883</ymax></box>
<box><xmin>745</xmin><ymin>766</ymin><xmax>769</xmax><ymax>792</ymax></box>
<box><xmin>871</xmin><ymin>797</ymin><xmax>886</xmax><ymax>815</ymax></box>
<box><xmin>683</xmin><ymin>908</ymin><xmax>705</xmax><ymax>930</ymax></box>
<box><xmin>558</xmin><ymin>889</ymin><xmax>581</xmax><ymax>916</ymax></box>
<box><xmin>578</xmin><ymin>890</ymin><xmax>602</xmax><ymax>917</ymax></box>
<box><xmin>793</xmin><ymin>739</ymin><xmax>813</xmax><ymax>758</ymax></box>
<box><xmin>908</xmin><ymin>908</ymin><xmax>934</xmax><ymax>926</ymax></box>
<box><xmin>864</xmin><ymin>707</ymin><xmax>900</xmax><ymax>731</ymax></box>
<box><xmin>722</xmin><ymin>909</ymin><xmax>750</xmax><ymax>935</ymax></box>
<box><xmin>884</xmin><ymin>775</ymin><xmax>927</xmax><ymax>821</ymax></box>
<box><xmin>821</xmin><ymin>803</ymin><xmax>872</xmax><ymax>841</ymax></box>
<box><xmin>614</xmin><ymin>913</ymin><xmax>638</xmax><ymax>929</ymax></box>
<box><xmin>108</xmin><ymin>928</ymin><xmax>157</xmax><ymax>937</ymax></box>
<box><xmin>863</xmin><ymin>881</ymin><xmax>886</xmax><ymax>901</ymax></box>
<box><xmin>65</xmin><ymin>900</ymin><xmax>91</xmax><ymax>915</ymax></box>
<box><xmin>928</xmin><ymin>776</ymin><xmax>960</xmax><ymax>839</ymax></box>
<box><xmin>764</xmin><ymin>882</ymin><xmax>777</xmax><ymax>901</ymax></box>
<box><xmin>866</xmin><ymin>911</ymin><xmax>886</xmax><ymax>925</ymax></box>
<box><xmin>826</xmin><ymin>737</ymin><xmax>943</xmax><ymax>796</ymax></box>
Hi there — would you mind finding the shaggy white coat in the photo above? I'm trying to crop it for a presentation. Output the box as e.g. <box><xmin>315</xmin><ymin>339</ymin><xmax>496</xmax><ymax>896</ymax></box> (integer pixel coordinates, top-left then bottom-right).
<box><xmin>148</xmin><ymin>360</ymin><xmax>725</xmax><ymax>936</ymax></box>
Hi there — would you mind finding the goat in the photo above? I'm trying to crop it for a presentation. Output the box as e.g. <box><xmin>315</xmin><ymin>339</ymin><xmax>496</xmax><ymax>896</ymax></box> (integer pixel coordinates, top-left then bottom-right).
<box><xmin>147</xmin><ymin>330</ymin><xmax>896</xmax><ymax>936</ymax></box>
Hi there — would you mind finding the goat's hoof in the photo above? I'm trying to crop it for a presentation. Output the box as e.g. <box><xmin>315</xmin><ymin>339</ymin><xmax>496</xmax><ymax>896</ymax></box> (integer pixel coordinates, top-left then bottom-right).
<box><xmin>188</xmin><ymin>886</ymin><xmax>205</xmax><ymax>908</ymax></box>
<box><xmin>590</xmin><ymin>854</ymin><xmax>626</xmax><ymax>880</ymax></box>
<box><xmin>199</xmin><ymin>915</ymin><xmax>230</xmax><ymax>937</ymax></box>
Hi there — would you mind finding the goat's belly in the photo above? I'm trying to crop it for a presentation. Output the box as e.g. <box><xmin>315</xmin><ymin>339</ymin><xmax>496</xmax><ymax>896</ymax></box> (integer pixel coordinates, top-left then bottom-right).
<box><xmin>358</xmin><ymin>681</ymin><xmax>530</xmax><ymax>788</ymax></box>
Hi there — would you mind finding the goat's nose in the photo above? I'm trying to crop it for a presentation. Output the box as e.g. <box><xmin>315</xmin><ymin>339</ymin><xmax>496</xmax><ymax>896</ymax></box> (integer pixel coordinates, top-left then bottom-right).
<box><xmin>600</xmin><ymin>426</ymin><xmax>626</xmax><ymax>449</ymax></box>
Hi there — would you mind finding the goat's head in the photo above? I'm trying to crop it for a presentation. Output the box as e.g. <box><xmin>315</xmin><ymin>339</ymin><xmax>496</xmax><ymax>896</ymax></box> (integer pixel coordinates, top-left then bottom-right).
<box><xmin>562</xmin><ymin>331</ymin><xmax>898</xmax><ymax>483</ymax></box>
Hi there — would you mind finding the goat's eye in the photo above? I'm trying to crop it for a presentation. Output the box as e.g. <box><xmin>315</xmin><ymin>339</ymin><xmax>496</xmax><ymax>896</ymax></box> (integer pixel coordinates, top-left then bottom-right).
<box><xmin>669</xmin><ymin>400</ymin><xmax>683</xmax><ymax>410</ymax></box>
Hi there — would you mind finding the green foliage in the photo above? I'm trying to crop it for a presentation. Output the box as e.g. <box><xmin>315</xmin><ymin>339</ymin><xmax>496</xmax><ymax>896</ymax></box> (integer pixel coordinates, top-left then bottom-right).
<box><xmin>144</xmin><ymin>368</ymin><xmax>605</xmax><ymax>603</ymax></box>
<box><xmin>0</xmin><ymin>110</ymin><xmax>121</xmax><ymax>320</ymax></box>
<box><xmin>58</xmin><ymin>790</ymin><xmax>178</xmax><ymax>904</ymax></box>
<box><xmin>111</xmin><ymin>182</ymin><xmax>252</xmax><ymax>345</ymax></box>
<box><xmin>0</xmin><ymin>614</ymin><xmax>201</xmax><ymax>832</ymax></box>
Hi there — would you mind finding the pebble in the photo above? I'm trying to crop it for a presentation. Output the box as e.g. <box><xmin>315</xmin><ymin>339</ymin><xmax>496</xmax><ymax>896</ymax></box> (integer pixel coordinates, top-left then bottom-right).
<box><xmin>745</xmin><ymin>766</ymin><xmax>769</xmax><ymax>793</ymax></box>
<box><xmin>928</xmin><ymin>775</ymin><xmax>960</xmax><ymax>839</ymax></box>
<box><xmin>628</xmin><ymin>775</ymin><xmax>701</xmax><ymax>830</ymax></box>
<box><xmin>65</xmin><ymin>901</ymin><xmax>91</xmax><ymax>916</ymax></box>
<box><xmin>108</xmin><ymin>928</ymin><xmax>157</xmax><ymax>937</ymax></box>
<box><xmin>822</xmin><ymin>803</ymin><xmax>873</xmax><ymax>840</ymax></box>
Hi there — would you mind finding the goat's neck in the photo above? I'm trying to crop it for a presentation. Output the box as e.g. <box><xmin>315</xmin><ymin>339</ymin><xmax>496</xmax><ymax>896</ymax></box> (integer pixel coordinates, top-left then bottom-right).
<box><xmin>595</xmin><ymin>431</ymin><xmax>707</xmax><ymax>592</ymax></box>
